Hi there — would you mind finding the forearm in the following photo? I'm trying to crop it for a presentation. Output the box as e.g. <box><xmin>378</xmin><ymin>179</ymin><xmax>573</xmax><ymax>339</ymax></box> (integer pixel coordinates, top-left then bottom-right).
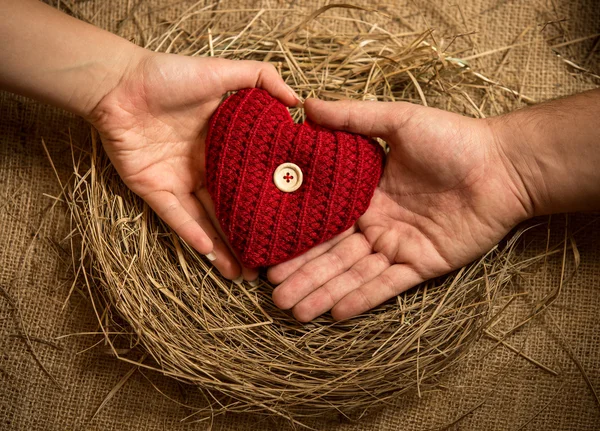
<box><xmin>0</xmin><ymin>0</ymin><xmax>142</xmax><ymax>117</ymax></box>
<box><xmin>493</xmin><ymin>89</ymin><xmax>600</xmax><ymax>217</ymax></box>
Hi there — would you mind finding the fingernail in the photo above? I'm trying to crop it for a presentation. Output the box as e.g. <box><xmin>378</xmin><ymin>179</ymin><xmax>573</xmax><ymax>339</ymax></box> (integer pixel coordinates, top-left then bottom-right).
<box><xmin>248</xmin><ymin>279</ymin><xmax>260</xmax><ymax>287</ymax></box>
<box><xmin>205</xmin><ymin>251</ymin><xmax>217</xmax><ymax>261</ymax></box>
<box><xmin>286</xmin><ymin>84</ymin><xmax>302</xmax><ymax>103</ymax></box>
<box><xmin>232</xmin><ymin>275</ymin><xmax>244</xmax><ymax>285</ymax></box>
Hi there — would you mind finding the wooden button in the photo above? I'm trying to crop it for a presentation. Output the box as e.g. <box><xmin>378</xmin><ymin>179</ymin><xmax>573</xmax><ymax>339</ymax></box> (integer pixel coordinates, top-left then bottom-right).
<box><xmin>274</xmin><ymin>163</ymin><xmax>303</xmax><ymax>192</ymax></box>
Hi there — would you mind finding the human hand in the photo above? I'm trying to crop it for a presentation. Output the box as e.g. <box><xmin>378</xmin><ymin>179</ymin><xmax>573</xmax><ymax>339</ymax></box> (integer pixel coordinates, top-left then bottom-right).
<box><xmin>267</xmin><ymin>99</ymin><xmax>533</xmax><ymax>321</ymax></box>
<box><xmin>88</xmin><ymin>50</ymin><xmax>298</xmax><ymax>280</ymax></box>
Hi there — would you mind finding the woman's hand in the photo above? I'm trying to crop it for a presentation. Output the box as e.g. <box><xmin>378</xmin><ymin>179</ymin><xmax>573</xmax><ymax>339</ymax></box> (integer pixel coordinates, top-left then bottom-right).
<box><xmin>267</xmin><ymin>99</ymin><xmax>533</xmax><ymax>321</ymax></box>
<box><xmin>1</xmin><ymin>0</ymin><xmax>299</xmax><ymax>281</ymax></box>
<box><xmin>88</xmin><ymin>51</ymin><xmax>299</xmax><ymax>280</ymax></box>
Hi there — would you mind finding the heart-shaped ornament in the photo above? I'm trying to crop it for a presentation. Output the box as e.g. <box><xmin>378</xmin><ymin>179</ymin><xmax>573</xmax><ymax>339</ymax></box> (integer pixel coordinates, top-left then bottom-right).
<box><xmin>206</xmin><ymin>88</ymin><xmax>385</xmax><ymax>268</ymax></box>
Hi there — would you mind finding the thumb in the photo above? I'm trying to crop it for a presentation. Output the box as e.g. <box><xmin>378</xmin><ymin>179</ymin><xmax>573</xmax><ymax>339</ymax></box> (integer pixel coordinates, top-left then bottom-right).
<box><xmin>217</xmin><ymin>59</ymin><xmax>300</xmax><ymax>107</ymax></box>
<box><xmin>304</xmin><ymin>98</ymin><xmax>416</xmax><ymax>137</ymax></box>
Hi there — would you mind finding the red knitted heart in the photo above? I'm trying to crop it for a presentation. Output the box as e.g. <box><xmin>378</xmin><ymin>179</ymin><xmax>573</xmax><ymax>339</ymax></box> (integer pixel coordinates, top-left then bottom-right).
<box><xmin>205</xmin><ymin>88</ymin><xmax>385</xmax><ymax>268</ymax></box>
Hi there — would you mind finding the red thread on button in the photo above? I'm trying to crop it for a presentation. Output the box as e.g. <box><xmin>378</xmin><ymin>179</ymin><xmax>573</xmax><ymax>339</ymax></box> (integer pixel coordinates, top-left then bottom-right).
<box><xmin>283</xmin><ymin>173</ymin><xmax>294</xmax><ymax>183</ymax></box>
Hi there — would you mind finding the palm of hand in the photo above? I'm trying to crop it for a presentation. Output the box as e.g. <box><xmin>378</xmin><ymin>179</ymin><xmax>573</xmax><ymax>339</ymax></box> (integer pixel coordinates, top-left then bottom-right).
<box><xmin>269</xmin><ymin>102</ymin><xmax>529</xmax><ymax>321</ymax></box>
<box><xmin>89</xmin><ymin>53</ymin><xmax>297</xmax><ymax>279</ymax></box>
<box><xmin>362</xmin><ymin>109</ymin><xmax>521</xmax><ymax>276</ymax></box>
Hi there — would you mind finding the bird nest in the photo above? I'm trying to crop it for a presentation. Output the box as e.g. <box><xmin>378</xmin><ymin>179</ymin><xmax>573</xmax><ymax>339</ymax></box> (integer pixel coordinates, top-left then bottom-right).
<box><xmin>62</xmin><ymin>4</ymin><xmax>543</xmax><ymax>425</ymax></box>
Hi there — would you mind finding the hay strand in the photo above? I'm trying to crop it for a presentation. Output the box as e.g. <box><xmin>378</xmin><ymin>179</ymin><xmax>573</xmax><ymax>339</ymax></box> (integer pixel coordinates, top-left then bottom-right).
<box><xmin>59</xmin><ymin>4</ymin><xmax>557</xmax><ymax>423</ymax></box>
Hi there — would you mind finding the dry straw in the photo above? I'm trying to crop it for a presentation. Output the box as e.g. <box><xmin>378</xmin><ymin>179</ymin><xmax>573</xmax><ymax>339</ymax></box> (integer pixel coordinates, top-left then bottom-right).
<box><xmin>59</xmin><ymin>3</ymin><xmax>563</xmax><ymax>425</ymax></box>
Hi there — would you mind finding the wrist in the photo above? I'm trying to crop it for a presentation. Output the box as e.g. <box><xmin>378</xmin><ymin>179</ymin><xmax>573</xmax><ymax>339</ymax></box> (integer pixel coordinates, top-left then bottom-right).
<box><xmin>490</xmin><ymin>91</ymin><xmax>600</xmax><ymax>218</ymax></box>
<box><xmin>487</xmin><ymin>113</ymin><xmax>542</xmax><ymax>220</ymax></box>
<box><xmin>78</xmin><ymin>43</ymin><xmax>147</xmax><ymax>120</ymax></box>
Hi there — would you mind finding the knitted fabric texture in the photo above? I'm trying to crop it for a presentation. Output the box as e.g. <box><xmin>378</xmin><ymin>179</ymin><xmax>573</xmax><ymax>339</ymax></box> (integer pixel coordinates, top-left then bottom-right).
<box><xmin>205</xmin><ymin>88</ymin><xmax>385</xmax><ymax>268</ymax></box>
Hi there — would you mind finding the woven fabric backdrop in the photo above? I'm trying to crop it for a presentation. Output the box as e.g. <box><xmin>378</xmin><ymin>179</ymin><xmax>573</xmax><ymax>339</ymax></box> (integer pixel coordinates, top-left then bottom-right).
<box><xmin>1</xmin><ymin>1</ymin><xmax>599</xmax><ymax>430</ymax></box>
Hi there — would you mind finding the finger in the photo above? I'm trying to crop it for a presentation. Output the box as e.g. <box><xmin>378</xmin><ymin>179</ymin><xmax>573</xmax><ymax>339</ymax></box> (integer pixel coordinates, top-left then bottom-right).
<box><xmin>292</xmin><ymin>252</ymin><xmax>391</xmax><ymax>322</ymax></box>
<box><xmin>331</xmin><ymin>265</ymin><xmax>423</xmax><ymax>320</ymax></box>
<box><xmin>196</xmin><ymin>187</ymin><xmax>259</xmax><ymax>282</ymax></box>
<box><xmin>143</xmin><ymin>190</ymin><xmax>213</xmax><ymax>255</ymax></box>
<box><xmin>219</xmin><ymin>59</ymin><xmax>300</xmax><ymax>107</ymax></box>
<box><xmin>304</xmin><ymin>98</ymin><xmax>416</xmax><ymax>137</ymax></box>
<box><xmin>271</xmin><ymin>233</ymin><xmax>371</xmax><ymax>310</ymax></box>
<box><xmin>177</xmin><ymin>192</ymin><xmax>242</xmax><ymax>280</ymax></box>
<box><xmin>266</xmin><ymin>226</ymin><xmax>356</xmax><ymax>284</ymax></box>
<box><xmin>241</xmin><ymin>266</ymin><xmax>259</xmax><ymax>283</ymax></box>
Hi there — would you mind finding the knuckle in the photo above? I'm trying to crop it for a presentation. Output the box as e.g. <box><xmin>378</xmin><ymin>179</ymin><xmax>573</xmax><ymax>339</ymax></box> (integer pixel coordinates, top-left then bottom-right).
<box><xmin>174</xmin><ymin>217</ymin><xmax>194</xmax><ymax>232</ymax></box>
<box><xmin>378</xmin><ymin>273</ymin><xmax>397</xmax><ymax>296</ymax></box>
<box><xmin>324</xmin><ymin>252</ymin><xmax>344</xmax><ymax>273</ymax></box>
<box><xmin>355</xmin><ymin>288</ymin><xmax>373</xmax><ymax>311</ymax></box>
<box><xmin>358</xmin><ymin>234</ymin><xmax>372</xmax><ymax>252</ymax></box>
<box><xmin>374</xmin><ymin>252</ymin><xmax>390</xmax><ymax>267</ymax></box>
<box><xmin>342</xmin><ymin>106</ymin><xmax>353</xmax><ymax>130</ymax></box>
<box><xmin>294</xmin><ymin>266</ymin><xmax>315</xmax><ymax>290</ymax></box>
<box><xmin>345</xmin><ymin>266</ymin><xmax>364</xmax><ymax>286</ymax></box>
<box><xmin>256</xmin><ymin>62</ymin><xmax>277</xmax><ymax>84</ymax></box>
<box><xmin>322</xmin><ymin>285</ymin><xmax>337</xmax><ymax>308</ymax></box>
<box><xmin>390</xmin><ymin>103</ymin><xmax>415</xmax><ymax>129</ymax></box>
<box><xmin>294</xmin><ymin>265</ymin><xmax>310</xmax><ymax>280</ymax></box>
<box><xmin>164</xmin><ymin>202</ymin><xmax>180</xmax><ymax>215</ymax></box>
<box><xmin>263</xmin><ymin>62</ymin><xmax>277</xmax><ymax>73</ymax></box>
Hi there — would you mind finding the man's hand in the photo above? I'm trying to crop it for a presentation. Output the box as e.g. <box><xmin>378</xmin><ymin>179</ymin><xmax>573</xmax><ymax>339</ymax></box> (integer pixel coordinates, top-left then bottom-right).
<box><xmin>88</xmin><ymin>52</ymin><xmax>298</xmax><ymax>281</ymax></box>
<box><xmin>267</xmin><ymin>99</ymin><xmax>533</xmax><ymax>321</ymax></box>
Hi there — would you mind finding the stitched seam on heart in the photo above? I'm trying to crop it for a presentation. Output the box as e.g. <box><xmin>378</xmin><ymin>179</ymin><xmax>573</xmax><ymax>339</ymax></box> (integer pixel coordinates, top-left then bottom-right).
<box><xmin>311</xmin><ymin>126</ymin><xmax>337</xmax><ymax>246</ymax></box>
<box><xmin>296</xmin><ymin>123</ymin><xmax>335</xmax><ymax>250</ymax></box>
<box><xmin>243</xmin><ymin>120</ymin><xmax>286</xmax><ymax>263</ymax></box>
<box><xmin>228</xmin><ymin>98</ymin><xmax>278</xmax><ymax>238</ymax></box>
<box><xmin>266</xmin><ymin>124</ymin><xmax>304</xmax><ymax>264</ymax></box>
<box><xmin>318</xmin><ymin>130</ymin><xmax>343</xmax><ymax>243</ymax></box>
<box><xmin>276</xmin><ymin>124</ymin><xmax>318</xmax><ymax>263</ymax></box>
<box><xmin>345</xmin><ymin>133</ymin><xmax>365</xmax><ymax>229</ymax></box>
<box><xmin>294</xmin><ymin>125</ymin><xmax>322</xmax><ymax>253</ymax></box>
<box><xmin>214</xmin><ymin>89</ymin><xmax>256</xmax><ymax>219</ymax></box>
<box><xmin>325</xmin><ymin>129</ymin><xmax>353</xmax><ymax>242</ymax></box>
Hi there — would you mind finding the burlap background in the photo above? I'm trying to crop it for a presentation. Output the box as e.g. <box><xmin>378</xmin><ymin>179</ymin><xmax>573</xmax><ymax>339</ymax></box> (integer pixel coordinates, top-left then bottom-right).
<box><xmin>1</xmin><ymin>1</ymin><xmax>599</xmax><ymax>430</ymax></box>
